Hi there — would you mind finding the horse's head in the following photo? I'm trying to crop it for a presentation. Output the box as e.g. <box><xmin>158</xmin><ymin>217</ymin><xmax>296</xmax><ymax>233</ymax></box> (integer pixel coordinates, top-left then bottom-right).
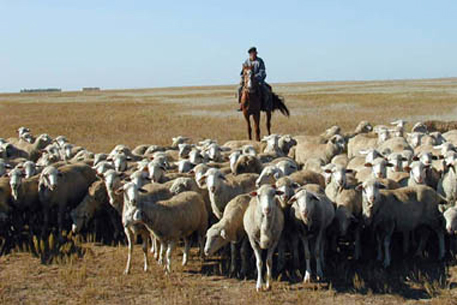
<box><xmin>242</xmin><ymin>64</ymin><xmax>257</xmax><ymax>93</ymax></box>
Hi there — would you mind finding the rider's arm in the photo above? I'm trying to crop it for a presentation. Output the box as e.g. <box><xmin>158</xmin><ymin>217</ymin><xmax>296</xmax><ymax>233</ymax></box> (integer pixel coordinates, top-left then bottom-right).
<box><xmin>255</xmin><ymin>59</ymin><xmax>266</xmax><ymax>82</ymax></box>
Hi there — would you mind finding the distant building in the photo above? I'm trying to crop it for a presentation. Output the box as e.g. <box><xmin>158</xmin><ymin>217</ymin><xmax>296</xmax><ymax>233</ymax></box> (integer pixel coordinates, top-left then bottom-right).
<box><xmin>20</xmin><ymin>88</ymin><xmax>61</xmax><ymax>93</ymax></box>
<box><xmin>82</xmin><ymin>87</ymin><xmax>100</xmax><ymax>91</ymax></box>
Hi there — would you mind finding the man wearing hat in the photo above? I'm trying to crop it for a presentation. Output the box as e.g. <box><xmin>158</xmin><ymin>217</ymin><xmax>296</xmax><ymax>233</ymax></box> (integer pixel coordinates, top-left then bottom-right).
<box><xmin>237</xmin><ymin>47</ymin><xmax>271</xmax><ymax>111</ymax></box>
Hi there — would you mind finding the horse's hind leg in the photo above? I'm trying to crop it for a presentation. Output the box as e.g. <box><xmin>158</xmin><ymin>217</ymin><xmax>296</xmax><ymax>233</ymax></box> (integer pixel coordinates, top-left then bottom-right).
<box><xmin>253</xmin><ymin>113</ymin><xmax>261</xmax><ymax>141</ymax></box>
<box><xmin>266</xmin><ymin>111</ymin><xmax>272</xmax><ymax>135</ymax></box>
<box><xmin>244</xmin><ymin>114</ymin><xmax>252</xmax><ymax>140</ymax></box>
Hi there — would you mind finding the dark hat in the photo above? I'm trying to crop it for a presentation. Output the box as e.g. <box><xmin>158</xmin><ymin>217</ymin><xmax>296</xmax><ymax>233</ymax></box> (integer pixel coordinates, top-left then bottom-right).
<box><xmin>248</xmin><ymin>47</ymin><xmax>257</xmax><ymax>54</ymax></box>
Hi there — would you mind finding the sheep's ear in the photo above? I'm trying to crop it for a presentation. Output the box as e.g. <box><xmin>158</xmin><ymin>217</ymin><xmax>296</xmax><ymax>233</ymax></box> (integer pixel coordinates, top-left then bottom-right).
<box><xmin>323</xmin><ymin>168</ymin><xmax>332</xmax><ymax>174</ymax></box>
<box><xmin>291</xmin><ymin>182</ymin><xmax>300</xmax><ymax>189</ymax></box>
<box><xmin>364</xmin><ymin>163</ymin><xmax>373</xmax><ymax>168</ymax></box>
<box><xmin>138</xmin><ymin>188</ymin><xmax>147</xmax><ymax>194</ymax></box>
<box><xmin>432</xmin><ymin>155</ymin><xmax>438</xmax><ymax>160</ymax></box>
<box><xmin>404</xmin><ymin>166</ymin><xmax>412</xmax><ymax>173</ymax></box>
<box><xmin>412</xmin><ymin>156</ymin><xmax>420</xmax><ymax>161</ymax></box>
<box><xmin>401</xmin><ymin>157</ymin><xmax>408</xmax><ymax>161</ymax></box>
<box><xmin>220</xmin><ymin>174</ymin><xmax>228</xmax><ymax>181</ymax></box>
<box><xmin>386</xmin><ymin>163</ymin><xmax>394</xmax><ymax>167</ymax></box>
<box><xmin>4</xmin><ymin>164</ymin><xmax>12</xmax><ymax>169</ymax></box>
<box><xmin>220</xmin><ymin>229</ymin><xmax>228</xmax><ymax>240</ymax></box>
<box><xmin>249</xmin><ymin>191</ymin><xmax>258</xmax><ymax>197</ymax></box>
<box><xmin>309</xmin><ymin>193</ymin><xmax>320</xmax><ymax>201</ymax></box>
<box><xmin>355</xmin><ymin>184</ymin><xmax>363</xmax><ymax>192</ymax></box>
<box><xmin>57</xmin><ymin>171</ymin><xmax>63</xmax><ymax>177</ymax></box>
<box><xmin>126</xmin><ymin>156</ymin><xmax>132</xmax><ymax>161</ymax></box>
<box><xmin>114</xmin><ymin>187</ymin><xmax>124</xmax><ymax>195</ymax></box>
<box><xmin>345</xmin><ymin>169</ymin><xmax>354</xmax><ymax>174</ymax></box>
<box><xmin>376</xmin><ymin>182</ymin><xmax>387</xmax><ymax>189</ymax></box>
<box><xmin>198</xmin><ymin>175</ymin><xmax>207</xmax><ymax>185</ymax></box>
<box><xmin>275</xmin><ymin>190</ymin><xmax>284</xmax><ymax>196</ymax></box>
<box><xmin>188</xmin><ymin>169</ymin><xmax>195</xmax><ymax>174</ymax></box>
<box><xmin>439</xmin><ymin>155</ymin><xmax>444</xmax><ymax>160</ymax></box>
<box><xmin>288</xmin><ymin>195</ymin><xmax>297</xmax><ymax>204</ymax></box>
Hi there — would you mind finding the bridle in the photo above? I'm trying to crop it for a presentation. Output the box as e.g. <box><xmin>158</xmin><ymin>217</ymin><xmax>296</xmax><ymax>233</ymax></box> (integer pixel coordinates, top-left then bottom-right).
<box><xmin>243</xmin><ymin>66</ymin><xmax>258</xmax><ymax>94</ymax></box>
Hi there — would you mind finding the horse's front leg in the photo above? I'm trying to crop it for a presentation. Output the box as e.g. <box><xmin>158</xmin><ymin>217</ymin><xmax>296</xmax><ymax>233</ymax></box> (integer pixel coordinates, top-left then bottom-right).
<box><xmin>253</xmin><ymin>113</ymin><xmax>261</xmax><ymax>141</ymax></box>
<box><xmin>244</xmin><ymin>113</ymin><xmax>252</xmax><ymax>140</ymax></box>
<box><xmin>266</xmin><ymin>111</ymin><xmax>272</xmax><ymax>135</ymax></box>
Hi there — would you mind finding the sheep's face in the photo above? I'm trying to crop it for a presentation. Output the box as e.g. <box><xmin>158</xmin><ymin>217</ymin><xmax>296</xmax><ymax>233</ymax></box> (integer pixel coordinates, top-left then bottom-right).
<box><xmin>193</xmin><ymin>165</ymin><xmax>209</xmax><ymax>188</ymax></box>
<box><xmin>252</xmin><ymin>185</ymin><xmax>281</xmax><ymax>218</ymax></box>
<box><xmin>21</xmin><ymin>132</ymin><xmax>33</xmax><ymax>143</ymax></box>
<box><xmin>103</xmin><ymin>170</ymin><xmax>121</xmax><ymax>191</ymax></box>
<box><xmin>275</xmin><ymin>178</ymin><xmax>299</xmax><ymax>205</ymax></box>
<box><xmin>330</xmin><ymin>135</ymin><xmax>345</xmax><ymax>151</ymax></box>
<box><xmin>148</xmin><ymin>162</ymin><xmax>165</xmax><ymax>182</ymax></box>
<box><xmin>409</xmin><ymin>133</ymin><xmax>424</xmax><ymax>148</ymax></box>
<box><xmin>112</xmin><ymin>154</ymin><xmax>128</xmax><ymax>172</ymax></box>
<box><xmin>23</xmin><ymin>162</ymin><xmax>36</xmax><ymax>178</ymax></box>
<box><xmin>177</xmin><ymin>160</ymin><xmax>193</xmax><ymax>173</ymax></box>
<box><xmin>189</xmin><ymin>149</ymin><xmax>204</xmax><ymax>164</ymax></box>
<box><xmin>359</xmin><ymin>180</ymin><xmax>385</xmax><ymax>224</ymax></box>
<box><xmin>356</xmin><ymin>121</ymin><xmax>373</xmax><ymax>134</ymax></box>
<box><xmin>8</xmin><ymin>168</ymin><xmax>24</xmax><ymax>200</ymax></box>
<box><xmin>178</xmin><ymin>144</ymin><xmax>192</xmax><ymax>158</ymax></box>
<box><xmin>444</xmin><ymin>208</ymin><xmax>457</xmax><ymax>235</ymax></box>
<box><xmin>129</xmin><ymin>170</ymin><xmax>150</xmax><ymax>188</ymax></box>
<box><xmin>120</xmin><ymin>182</ymin><xmax>146</xmax><ymax>207</ymax></box>
<box><xmin>367</xmin><ymin>159</ymin><xmax>391</xmax><ymax>179</ymax></box>
<box><xmin>62</xmin><ymin>144</ymin><xmax>73</xmax><ymax>161</ymax></box>
<box><xmin>204</xmin><ymin>226</ymin><xmax>227</xmax><ymax>256</ymax></box>
<box><xmin>229</xmin><ymin>151</ymin><xmax>241</xmax><ymax>172</ymax></box>
<box><xmin>431</xmin><ymin>132</ymin><xmax>445</xmax><ymax>145</ymax></box>
<box><xmin>208</xmin><ymin>144</ymin><xmax>221</xmax><ymax>161</ymax></box>
<box><xmin>242</xmin><ymin>145</ymin><xmax>257</xmax><ymax>156</ymax></box>
<box><xmin>153</xmin><ymin>154</ymin><xmax>169</xmax><ymax>168</ymax></box>
<box><xmin>94</xmin><ymin>161</ymin><xmax>113</xmax><ymax>175</ymax></box>
<box><xmin>70</xmin><ymin>198</ymin><xmax>93</xmax><ymax>233</ymax></box>
<box><xmin>407</xmin><ymin>161</ymin><xmax>427</xmax><ymax>185</ymax></box>
<box><xmin>291</xmin><ymin>189</ymin><xmax>319</xmax><ymax>226</ymax></box>
<box><xmin>331</xmin><ymin>166</ymin><xmax>349</xmax><ymax>188</ymax></box>
<box><xmin>136</xmin><ymin>159</ymin><xmax>149</xmax><ymax>172</ymax></box>
<box><xmin>39</xmin><ymin>166</ymin><xmax>60</xmax><ymax>191</ymax></box>
<box><xmin>205</xmin><ymin>169</ymin><xmax>225</xmax><ymax>194</ymax></box>
<box><xmin>387</xmin><ymin>153</ymin><xmax>404</xmax><ymax>172</ymax></box>
<box><xmin>170</xmin><ymin>178</ymin><xmax>192</xmax><ymax>194</ymax></box>
<box><xmin>256</xmin><ymin>166</ymin><xmax>282</xmax><ymax>187</ymax></box>
<box><xmin>172</xmin><ymin>136</ymin><xmax>189</xmax><ymax>148</ymax></box>
<box><xmin>277</xmin><ymin>161</ymin><xmax>297</xmax><ymax>176</ymax></box>
<box><xmin>17</xmin><ymin>127</ymin><xmax>30</xmax><ymax>137</ymax></box>
<box><xmin>377</xmin><ymin>129</ymin><xmax>390</xmax><ymax>143</ymax></box>
<box><xmin>418</xmin><ymin>153</ymin><xmax>434</xmax><ymax>167</ymax></box>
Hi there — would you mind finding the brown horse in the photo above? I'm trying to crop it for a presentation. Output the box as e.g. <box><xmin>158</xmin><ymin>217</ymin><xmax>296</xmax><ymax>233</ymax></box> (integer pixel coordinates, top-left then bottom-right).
<box><xmin>240</xmin><ymin>65</ymin><xmax>290</xmax><ymax>141</ymax></box>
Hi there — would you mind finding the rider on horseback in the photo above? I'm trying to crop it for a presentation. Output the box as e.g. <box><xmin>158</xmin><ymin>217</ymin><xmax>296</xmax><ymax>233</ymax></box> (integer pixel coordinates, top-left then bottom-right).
<box><xmin>237</xmin><ymin>47</ymin><xmax>272</xmax><ymax>111</ymax></box>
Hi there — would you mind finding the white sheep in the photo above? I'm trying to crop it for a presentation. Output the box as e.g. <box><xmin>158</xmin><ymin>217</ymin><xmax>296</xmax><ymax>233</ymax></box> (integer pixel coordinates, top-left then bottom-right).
<box><xmin>243</xmin><ymin>185</ymin><xmax>284</xmax><ymax>291</ymax></box>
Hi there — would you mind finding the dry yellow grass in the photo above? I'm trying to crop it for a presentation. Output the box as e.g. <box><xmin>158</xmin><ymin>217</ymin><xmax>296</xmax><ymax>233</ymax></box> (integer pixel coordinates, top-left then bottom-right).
<box><xmin>1</xmin><ymin>78</ymin><xmax>457</xmax><ymax>304</ymax></box>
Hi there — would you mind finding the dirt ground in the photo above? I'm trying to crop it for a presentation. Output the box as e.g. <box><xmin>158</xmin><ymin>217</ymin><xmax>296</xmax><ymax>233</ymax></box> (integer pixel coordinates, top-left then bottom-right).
<box><xmin>2</xmin><ymin>78</ymin><xmax>457</xmax><ymax>304</ymax></box>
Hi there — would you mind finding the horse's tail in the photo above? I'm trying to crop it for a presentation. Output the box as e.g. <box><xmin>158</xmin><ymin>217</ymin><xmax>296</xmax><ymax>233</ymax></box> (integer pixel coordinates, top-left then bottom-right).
<box><xmin>271</xmin><ymin>92</ymin><xmax>290</xmax><ymax>117</ymax></box>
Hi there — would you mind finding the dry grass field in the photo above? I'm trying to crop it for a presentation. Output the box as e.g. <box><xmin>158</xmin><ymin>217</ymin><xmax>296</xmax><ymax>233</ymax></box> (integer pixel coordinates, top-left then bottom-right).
<box><xmin>2</xmin><ymin>78</ymin><xmax>457</xmax><ymax>304</ymax></box>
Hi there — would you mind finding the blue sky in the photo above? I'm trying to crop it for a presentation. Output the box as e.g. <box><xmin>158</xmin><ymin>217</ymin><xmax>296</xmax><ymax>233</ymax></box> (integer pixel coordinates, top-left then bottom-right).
<box><xmin>0</xmin><ymin>0</ymin><xmax>456</xmax><ymax>92</ymax></box>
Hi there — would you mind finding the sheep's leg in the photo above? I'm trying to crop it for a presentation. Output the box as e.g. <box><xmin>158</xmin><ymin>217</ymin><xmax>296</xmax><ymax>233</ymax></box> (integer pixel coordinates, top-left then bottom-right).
<box><xmin>402</xmin><ymin>231</ymin><xmax>410</xmax><ymax>255</ymax></box>
<box><xmin>354</xmin><ymin>226</ymin><xmax>361</xmax><ymax>260</ymax></box>
<box><xmin>182</xmin><ymin>238</ymin><xmax>190</xmax><ymax>266</ymax></box>
<box><xmin>124</xmin><ymin>227</ymin><xmax>133</xmax><ymax>275</ymax></box>
<box><xmin>291</xmin><ymin>235</ymin><xmax>301</xmax><ymax>278</ymax></box>
<box><xmin>277</xmin><ymin>237</ymin><xmax>286</xmax><ymax>274</ymax></box>
<box><xmin>150</xmin><ymin>235</ymin><xmax>156</xmax><ymax>254</ymax></box>
<box><xmin>376</xmin><ymin>233</ymin><xmax>383</xmax><ymax>262</ymax></box>
<box><xmin>315</xmin><ymin>232</ymin><xmax>324</xmax><ymax>280</ymax></box>
<box><xmin>320</xmin><ymin>234</ymin><xmax>326</xmax><ymax>269</ymax></box>
<box><xmin>198</xmin><ymin>233</ymin><xmax>205</xmax><ymax>260</ymax></box>
<box><xmin>303</xmin><ymin>238</ymin><xmax>312</xmax><ymax>283</ymax></box>
<box><xmin>252</xmin><ymin>244</ymin><xmax>264</xmax><ymax>292</ymax></box>
<box><xmin>437</xmin><ymin>230</ymin><xmax>445</xmax><ymax>260</ymax></box>
<box><xmin>265</xmin><ymin>247</ymin><xmax>274</xmax><ymax>291</ymax></box>
<box><xmin>240</xmin><ymin>238</ymin><xmax>249</xmax><ymax>279</ymax></box>
<box><xmin>158</xmin><ymin>243</ymin><xmax>165</xmax><ymax>265</ymax></box>
<box><xmin>142</xmin><ymin>233</ymin><xmax>150</xmax><ymax>272</ymax></box>
<box><xmin>165</xmin><ymin>241</ymin><xmax>175</xmax><ymax>274</ymax></box>
<box><xmin>57</xmin><ymin>204</ymin><xmax>66</xmax><ymax>240</ymax></box>
<box><xmin>383</xmin><ymin>233</ymin><xmax>392</xmax><ymax>268</ymax></box>
<box><xmin>414</xmin><ymin>229</ymin><xmax>430</xmax><ymax>258</ymax></box>
<box><xmin>229</xmin><ymin>242</ymin><xmax>237</xmax><ymax>277</ymax></box>
<box><xmin>42</xmin><ymin>207</ymin><xmax>50</xmax><ymax>238</ymax></box>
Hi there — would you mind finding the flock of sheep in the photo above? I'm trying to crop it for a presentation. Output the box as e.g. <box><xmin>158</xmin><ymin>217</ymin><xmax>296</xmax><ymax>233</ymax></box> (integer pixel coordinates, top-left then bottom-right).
<box><xmin>2</xmin><ymin>120</ymin><xmax>457</xmax><ymax>291</ymax></box>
